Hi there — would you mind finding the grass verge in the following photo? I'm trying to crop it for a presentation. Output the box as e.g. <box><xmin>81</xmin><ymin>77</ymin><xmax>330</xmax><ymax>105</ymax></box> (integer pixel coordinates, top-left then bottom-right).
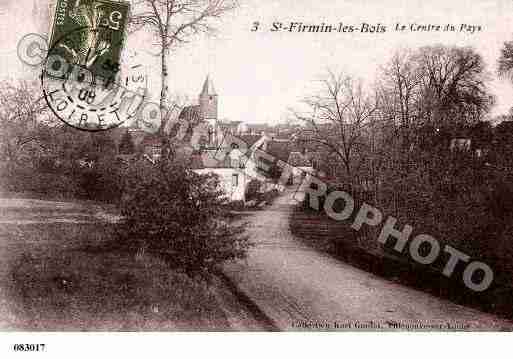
<box><xmin>2</xmin><ymin>222</ymin><xmax>233</xmax><ymax>330</ymax></box>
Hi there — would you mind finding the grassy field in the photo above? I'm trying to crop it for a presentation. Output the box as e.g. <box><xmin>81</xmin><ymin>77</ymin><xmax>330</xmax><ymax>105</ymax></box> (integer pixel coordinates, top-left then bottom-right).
<box><xmin>0</xmin><ymin>199</ymin><xmax>255</xmax><ymax>331</ymax></box>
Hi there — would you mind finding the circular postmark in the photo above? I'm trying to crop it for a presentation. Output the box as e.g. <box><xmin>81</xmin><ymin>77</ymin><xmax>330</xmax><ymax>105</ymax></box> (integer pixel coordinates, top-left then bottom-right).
<box><xmin>41</xmin><ymin>26</ymin><xmax>145</xmax><ymax>131</ymax></box>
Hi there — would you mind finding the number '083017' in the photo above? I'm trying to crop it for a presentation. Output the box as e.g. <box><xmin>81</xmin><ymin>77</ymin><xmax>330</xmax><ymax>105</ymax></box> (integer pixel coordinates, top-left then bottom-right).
<box><xmin>13</xmin><ymin>344</ymin><xmax>46</xmax><ymax>352</ymax></box>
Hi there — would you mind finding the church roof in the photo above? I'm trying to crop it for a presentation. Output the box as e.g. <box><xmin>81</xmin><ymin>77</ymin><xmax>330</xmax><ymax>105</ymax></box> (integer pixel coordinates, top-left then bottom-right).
<box><xmin>200</xmin><ymin>75</ymin><xmax>216</xmax><ymax>96</ymax></box>
<box><xmin>178</xmin><ymin>105</ymin><xmax>202</xmax><ymax>123</ymax></box>
<box><xmin>239</xmin><ymin>134</ymin><xmax>263</xmax><ymax>148</ymax></box>
<box><xmin>168</xmin><ymin>105</ymin><xmax>203</xmax><ymax>141</ymax></box>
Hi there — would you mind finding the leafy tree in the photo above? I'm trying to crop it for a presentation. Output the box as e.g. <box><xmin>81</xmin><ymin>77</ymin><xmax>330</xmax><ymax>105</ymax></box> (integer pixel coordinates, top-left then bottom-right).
<box><xmin>494</xmin><ymin>120</ymin><xmax>513</xmax><ymax>165</ymax></box>
<box><xmin>470</xmin><ymin>120</ymin><xmax>493</xmax><ymax>152</ymax></box>
<box><xmin>80</xmin><ymin>132</ymin><xmax>117</xmax><ymax>162</ymax></box>
<box><xmin>118</xmin><ymin>160</ymin><xmax>249</xmax><ymax>276</ymax></box>
<box><xmin>244</xmin><ymin>179</ymin><xmax>261</xmax><ymax>201</ymax></box>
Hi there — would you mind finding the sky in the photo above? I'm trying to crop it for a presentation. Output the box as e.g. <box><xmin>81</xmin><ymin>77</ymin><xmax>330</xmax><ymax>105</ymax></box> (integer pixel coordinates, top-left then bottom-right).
<box><xmin>2</xmin><ymin>0</ymin><xmax>513</xmax><ymax>124</ymax></box>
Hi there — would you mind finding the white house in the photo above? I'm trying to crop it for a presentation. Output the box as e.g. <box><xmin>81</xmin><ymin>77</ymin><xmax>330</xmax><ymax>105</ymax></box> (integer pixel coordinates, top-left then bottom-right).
<box><xmin>287</xmin><ymin>151</ymin><xmax>314</xmax><ymax>184</ymax></box>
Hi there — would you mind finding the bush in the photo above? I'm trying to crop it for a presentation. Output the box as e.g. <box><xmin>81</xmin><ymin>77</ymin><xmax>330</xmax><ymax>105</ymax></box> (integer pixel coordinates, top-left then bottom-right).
<box><xmin>244</xmin><ymin>179</ymin><xmax>262</xmax><ymax>202</ymax></box>
<box><xmin>78</xmin><ymin>159</ymin><xmax>125</xmax><ymax>203</ymax></box>
<box><xmin>225</xmin><ymin>200</ymin><xmax>245</xmax><ymax>211</ymax></box>
<box><xmin>0</xmin><ymin>157</ymin><xmax>124</xmax><ymax>202</ymax></box>
<box><xmin>376</xmin><ymin>151</ymin><xmax>513</xmax><ymax>285</ymax></box>
<box><xmin>117</xmin><ymin>160</ymin><xmax>249</xmax><ymax>276</ymax></box>
<box><xmin>260</xmin><ymin>188</ymin><xmax>280</xmax><ymax>205</ymax></box>
<box><xmin>0</xmin><ymin>163</ymin><xmax>82</xmax><ymax>199</ymax></box>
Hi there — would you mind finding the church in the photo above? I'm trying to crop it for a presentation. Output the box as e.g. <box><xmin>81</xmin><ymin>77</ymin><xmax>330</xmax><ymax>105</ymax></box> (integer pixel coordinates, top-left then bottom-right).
<box><xmin>174</xmin><ymin>75</ymin><xmax>271</xmax><ymax>203</ymax></box>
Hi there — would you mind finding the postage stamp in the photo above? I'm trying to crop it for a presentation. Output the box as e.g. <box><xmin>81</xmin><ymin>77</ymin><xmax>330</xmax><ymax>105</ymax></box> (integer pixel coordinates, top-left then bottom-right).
<box><xmin>41</xmin><ymin>0</ymin><xmax>142</xmax><ymax>131</ymax></box>
<box><xmin>49</xmin><ymin>0</ymin><xmax>130</xmax><ymax>79</ymax></box>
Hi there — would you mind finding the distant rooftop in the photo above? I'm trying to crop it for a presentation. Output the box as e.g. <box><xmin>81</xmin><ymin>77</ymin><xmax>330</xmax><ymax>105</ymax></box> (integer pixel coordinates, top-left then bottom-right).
<box><xmin>288</xmin><ymin>151</ymin><xmax>312</xmax><ymax>167</ymax></box>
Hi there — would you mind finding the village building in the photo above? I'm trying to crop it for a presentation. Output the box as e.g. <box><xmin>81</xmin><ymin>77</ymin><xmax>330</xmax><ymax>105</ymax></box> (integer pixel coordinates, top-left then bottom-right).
<box><xmin>106</xmin><ymin>75</ymin><xmax>315</xmax><ymax>202</ymax></box>
<box><xmin>287</xmin><ymin>151</ymin><xmax>315</xmax><ymax>184</ymax></box>
<box><xmin>174</xmin><ymin>76</ymin><xmax>271</xmax><ymax>202</ymax></box>
<box><xmin>258</xmin><ymin>140</ymin><xmax>315</xmax><ymax>185</ymax></box>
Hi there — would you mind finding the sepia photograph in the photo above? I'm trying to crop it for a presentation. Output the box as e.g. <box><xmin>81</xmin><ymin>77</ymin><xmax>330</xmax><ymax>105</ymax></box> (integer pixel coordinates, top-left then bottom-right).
<box><xmin>1</xmin><ymin>0</ymin><xmax>513</xmax><ymax>357</ymax></box>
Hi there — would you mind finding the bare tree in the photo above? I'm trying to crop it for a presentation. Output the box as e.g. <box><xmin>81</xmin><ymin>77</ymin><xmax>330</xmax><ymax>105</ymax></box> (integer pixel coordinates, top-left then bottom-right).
<box><xmin>377</xmin><ymin>46</ymin><xmax>492</xmax><ymax>152</ymax></box>
<box><xmin>0</xmin><ymin>81</ymin><xmax>50</xmax><ymax>165</ymax></box>
<box><xmin>292</xmin><ymin>71</ymin><xmax>378</xmax><ymax>186</ymax></box>
<box><xmin>129</xmin><ymin>0</ymin><xmax>238</xmax><ymax>133</ymax></box>
<box><xmin>374</xmin><ymin>45</ymin><xmax>494</xmax><ymax>215</ymax></box>
<box><xmin>377</xmin><ymin>50</ymin><xmax>422</xmax><ymax>149</ymax></box>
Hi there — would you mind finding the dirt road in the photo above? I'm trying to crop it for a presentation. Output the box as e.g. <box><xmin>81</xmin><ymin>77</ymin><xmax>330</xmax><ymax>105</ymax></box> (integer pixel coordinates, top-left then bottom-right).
<box><xmin>223</xmin><ymin>190</ymin><xmax>513</xmax><ymax>331</ymax></box>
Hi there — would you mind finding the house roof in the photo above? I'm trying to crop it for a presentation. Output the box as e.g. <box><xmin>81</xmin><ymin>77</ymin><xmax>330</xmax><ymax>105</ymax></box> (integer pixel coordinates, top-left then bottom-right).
<box><xmin>189</xmin><ymin>150</ymin><xmax>236</xmax><ymax>169</ymax></box>
<box><xmin>288</xmin><ymin>151</ymin><xmax>312</xmax><ymax>167</ymax></box>
<box><xmin>265</xmin><ymin>140</ymin><xmax>298</xmax><ymax>162</ymax></box>
<box><xmin>178</xmin><ymin>105</ymin><xmax>202</xmax><ymax>123</ymax></box>
<box><xmin>166</xmin><ymin>105</ymin><xmax>203</xmax><ymax>141</ymax></box>
<box><xmin>239</xmin><ymin>134</ymin><xmax>263</xmax><ymax>148</ymax></box>
<box><xmin>218</xmin><ymin>121</ymin><xmax>240</xmax><ymax>130</ymax></box>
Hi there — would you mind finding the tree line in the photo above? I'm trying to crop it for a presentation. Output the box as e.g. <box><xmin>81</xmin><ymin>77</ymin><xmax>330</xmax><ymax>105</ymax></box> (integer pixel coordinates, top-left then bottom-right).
<box><xmin>293</xmin><ymin>43</ymin><xmax>513</xmax><ymax>294</ymax></box>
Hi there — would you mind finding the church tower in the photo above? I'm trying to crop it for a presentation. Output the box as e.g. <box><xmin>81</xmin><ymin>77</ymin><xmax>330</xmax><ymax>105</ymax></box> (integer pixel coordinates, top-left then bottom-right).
<box><xmin>199</xmin><ymin>75</ymin><xmax>219</xmax><ymax>146</ymax></box>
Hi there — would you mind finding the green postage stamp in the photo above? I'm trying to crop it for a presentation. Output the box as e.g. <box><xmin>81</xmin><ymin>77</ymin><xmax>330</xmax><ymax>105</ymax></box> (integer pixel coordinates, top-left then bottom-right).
<box><xmin>49</xmin><ymin>0</ymin><xmax>130</xmax><ymax>79</ymax></box>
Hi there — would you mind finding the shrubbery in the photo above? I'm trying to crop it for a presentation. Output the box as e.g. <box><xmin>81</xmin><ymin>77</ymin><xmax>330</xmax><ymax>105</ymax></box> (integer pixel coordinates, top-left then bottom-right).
<box><xmin>117</xmin><ymin>160</ymin><xmax>249</xmax><ymax>276</ymax></box>
<box><xmin>78</xmin><ymin>159</ymin><xmax>125</xmax><ymax>203</ymax></box>
<box><xmin>244</xmin><ymin>179</ymin><xmax>262</xmax><ymax>202</ymax></box>
<box><xmin>1</xmin><ymin>158</ymin><xmax>124</xmax><ymax>203</ymax></box>
<box><xmin>377</xmin><ymin>152</ymin><xmax>513</xmax><ymax>280</ymax></box>
<box><xmin>261</xmin><ymin>188</ymin><xmax>280</xmax><ymax>204</ymax></box>
<box><xmin>1</xmin><ymin>163</ymin><xmax>82</xmax><ymax>199</ymax></box>
<box><xmin>301</xmin><ymin>149</ymin><xmax>513</xmax><ymax>288</ymax></box>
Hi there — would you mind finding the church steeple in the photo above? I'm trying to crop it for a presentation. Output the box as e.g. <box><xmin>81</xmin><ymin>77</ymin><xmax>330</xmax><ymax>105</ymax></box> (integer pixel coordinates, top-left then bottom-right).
<box><xmin>199</xmin><ymin>75</ymin><xmax>219</xmax><ymax>147</ymax></box>
<box><xmin>199</xmin><ymin>74</ymin><xmax>218</xmax><ymax>121</ymax></box>
<box><xmin>200</xmin><ymin>75</ymin><xmax>217</xmax><ymax>96</ymax></box>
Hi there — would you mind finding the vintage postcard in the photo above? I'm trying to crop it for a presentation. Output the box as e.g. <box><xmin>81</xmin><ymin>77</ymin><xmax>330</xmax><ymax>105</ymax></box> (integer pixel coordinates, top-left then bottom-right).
<box><xmin>1</xmin><ymin>0</ymin><xmax>513</xmax><ymax>357</ymax></box>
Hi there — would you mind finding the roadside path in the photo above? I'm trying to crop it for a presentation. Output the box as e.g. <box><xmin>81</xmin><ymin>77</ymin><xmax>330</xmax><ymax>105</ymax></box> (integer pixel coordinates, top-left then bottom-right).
<box><xmin>223</xmin><ymin>190</ymin><xmax>513</xmax><ymax>331</ymax></box>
